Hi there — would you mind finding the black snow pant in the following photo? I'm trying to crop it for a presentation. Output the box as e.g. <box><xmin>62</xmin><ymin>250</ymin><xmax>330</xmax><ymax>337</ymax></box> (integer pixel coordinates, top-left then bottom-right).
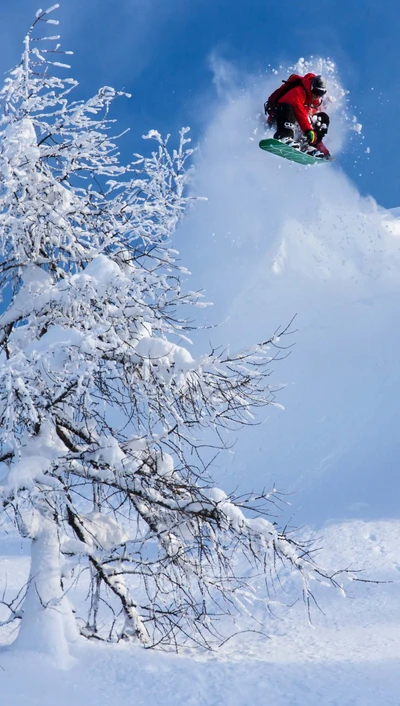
<box><xmin>273</xmin><ymin>103</ymin><xmax>330</xmax><ymax>142</ymax></box>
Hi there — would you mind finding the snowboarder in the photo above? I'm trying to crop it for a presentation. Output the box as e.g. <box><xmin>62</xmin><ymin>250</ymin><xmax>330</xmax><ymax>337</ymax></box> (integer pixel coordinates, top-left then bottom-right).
<box><xmin>264</xmin><ymin>73</ymin><xmax>331</xmax><ymax>159</ymax></box>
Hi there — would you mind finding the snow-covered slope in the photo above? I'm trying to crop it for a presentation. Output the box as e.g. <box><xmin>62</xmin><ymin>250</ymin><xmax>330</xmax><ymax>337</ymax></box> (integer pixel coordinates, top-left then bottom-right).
<box><xmin>2</xmin><ymin>61</ymin><xmax>400</xmax><ymax>705</ymax></box>
<box><xmin>177</xmin><ymin>61</ymin><xmax>400</xmax><ymax>527</ymax></box>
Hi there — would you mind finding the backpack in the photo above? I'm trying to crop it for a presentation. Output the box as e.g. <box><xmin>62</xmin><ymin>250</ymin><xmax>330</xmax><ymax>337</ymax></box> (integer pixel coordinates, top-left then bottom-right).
<box><xmin>264</xmin><ymin>75</ymin><xmax>304</xmax><ymax>115</ymax></box>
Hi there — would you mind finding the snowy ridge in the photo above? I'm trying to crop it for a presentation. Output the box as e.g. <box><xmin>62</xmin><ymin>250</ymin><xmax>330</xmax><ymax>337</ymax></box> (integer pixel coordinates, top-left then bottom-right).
<box><xmin>177</xmin><ymin>58</ymin><xmax>400</xmax><ymax>525</ymax></box>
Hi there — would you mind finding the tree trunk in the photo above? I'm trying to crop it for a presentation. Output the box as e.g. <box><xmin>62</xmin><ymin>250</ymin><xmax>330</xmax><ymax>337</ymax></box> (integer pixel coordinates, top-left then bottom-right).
<box><xmin>15</xmin><ymin>517</ymin><xmax>78</xmax><ymax>665</ymax></box>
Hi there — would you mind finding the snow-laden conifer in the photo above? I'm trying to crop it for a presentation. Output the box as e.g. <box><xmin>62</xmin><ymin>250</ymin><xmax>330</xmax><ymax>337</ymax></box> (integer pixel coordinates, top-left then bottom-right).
<box><xmin>0</xmin><ymin>7</ymin><xmax>345</xmax><ymax>656</ymax></box>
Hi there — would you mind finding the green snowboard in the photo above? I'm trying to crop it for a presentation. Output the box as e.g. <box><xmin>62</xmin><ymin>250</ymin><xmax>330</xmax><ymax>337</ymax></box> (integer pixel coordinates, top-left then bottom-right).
<box><xmin>259</xmin><ymin>138</ymin><xmax>328</xmax><ymax>166</ymax></box>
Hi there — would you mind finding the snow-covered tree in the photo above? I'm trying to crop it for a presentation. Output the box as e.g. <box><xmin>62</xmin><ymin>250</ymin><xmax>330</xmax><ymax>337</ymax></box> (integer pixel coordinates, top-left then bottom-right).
<box><xmin>0</xmin><ymin>7</ymin><xmax>343</xmax><ymax>657</ymax></box>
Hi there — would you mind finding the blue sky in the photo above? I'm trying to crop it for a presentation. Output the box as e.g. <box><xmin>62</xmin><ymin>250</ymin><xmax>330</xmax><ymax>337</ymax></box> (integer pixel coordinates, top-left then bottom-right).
<box><xmin>0</xmin><ymin>0</ymin><xmax>398</xmax><ymax>207</ymax></box>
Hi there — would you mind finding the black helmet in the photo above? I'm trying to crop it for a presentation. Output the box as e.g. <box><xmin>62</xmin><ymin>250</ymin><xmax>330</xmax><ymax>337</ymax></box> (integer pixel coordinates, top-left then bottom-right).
<box><xmin>311</xmin><ymin>75</ymin><xmax>327</xmax><ymax>97</ymax></box>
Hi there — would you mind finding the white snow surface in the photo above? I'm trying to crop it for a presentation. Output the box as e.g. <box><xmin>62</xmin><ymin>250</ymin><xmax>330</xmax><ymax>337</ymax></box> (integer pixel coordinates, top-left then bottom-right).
<box><xmin>1</xmin><ymin>521</ymin><xmax>400</xmax><ymax>705</ymax></box>
<box><xmin>2</xmin><ymin>58</ymin><xmax>400</xmax><ymax>704</ymax></box>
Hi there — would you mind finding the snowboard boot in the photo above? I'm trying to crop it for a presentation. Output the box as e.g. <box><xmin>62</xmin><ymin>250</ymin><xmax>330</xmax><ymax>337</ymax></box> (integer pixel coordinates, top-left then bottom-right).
<box><xmin>274</xmin><ymin>118</ymin><xmax>295</xmax><ymax>141</ymax></box>
<box><xmin>278</xmin><ymin>136</ymin><xmax>301</xmax><ymax>149</ymax></box>
<box><xmin>302</xmin><ymin>144</ymin><xmax>318</xmax><ymax>156</ymax></box>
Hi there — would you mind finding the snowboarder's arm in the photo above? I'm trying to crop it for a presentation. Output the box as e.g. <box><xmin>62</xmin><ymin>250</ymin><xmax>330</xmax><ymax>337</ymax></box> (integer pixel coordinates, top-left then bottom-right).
<box><xmin>284</xmin><ymin>86</ymin><xmax>313</xmax><ymax>132</ymax></box>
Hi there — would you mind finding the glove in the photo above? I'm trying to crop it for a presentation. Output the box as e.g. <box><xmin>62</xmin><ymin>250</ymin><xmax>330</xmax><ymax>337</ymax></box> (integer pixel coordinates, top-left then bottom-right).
<box><xmin>304</xmin><ymin>129</ymin><xmax>317</xmax><ymax>145</ymax></box>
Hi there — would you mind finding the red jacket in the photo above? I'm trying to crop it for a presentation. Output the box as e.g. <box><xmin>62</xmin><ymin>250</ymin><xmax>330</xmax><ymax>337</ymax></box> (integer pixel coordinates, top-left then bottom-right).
<box><xmin>267</xmin><ymin>73</ymin><xmax>321</xmax><ymax>133</ymax></box>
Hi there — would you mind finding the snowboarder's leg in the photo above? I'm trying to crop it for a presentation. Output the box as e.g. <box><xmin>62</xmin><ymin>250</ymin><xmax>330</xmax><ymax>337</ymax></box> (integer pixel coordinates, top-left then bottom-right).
<box><xmin>311</xmin><ymin>112</ymin><xmax>330</xmax><ymax>143</ymax></box>
<box><xmin>274</xmin><ymin>103</ymin><xmax>297</xmax><ymax>141</ymax></box>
